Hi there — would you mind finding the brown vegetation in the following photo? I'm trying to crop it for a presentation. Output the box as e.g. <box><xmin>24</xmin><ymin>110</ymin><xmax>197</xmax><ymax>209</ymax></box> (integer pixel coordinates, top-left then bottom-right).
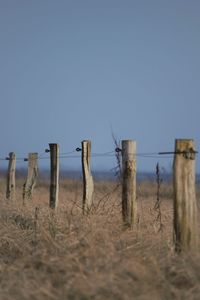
<box><xmin>0</xmin><ymin>177</ymin><xmax>200</xmax><ymax>299</ymax></box>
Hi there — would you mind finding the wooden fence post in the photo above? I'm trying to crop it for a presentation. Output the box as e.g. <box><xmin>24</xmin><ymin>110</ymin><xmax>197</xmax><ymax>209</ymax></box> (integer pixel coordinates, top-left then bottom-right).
<box><xmin>49</xmin><ymin>143</ymin><xmax>59</xmax><ymax>209</ymax></box>
<box><xmin>23</xmin><ymin>153</ymin><xmax>38</xmax><ymax>201</ymax></box>
<box><xmin>6</xmin><ymin>152</ymin><xmax>16</xmax><ymax>200</ymax></box>
<box><xmin>82</xmin><ymin>140</ymin><xmax>94</xmax><ymax>214</ymax></box>
<box><xmin>122</xmin><ymin>140</ymin><xmax>137</xmax><ymax>228</ymax></box>
<box><xmin>173</xmin><ymin>139</ymin><xmax>198</xmax><ymax>252</ymax></box>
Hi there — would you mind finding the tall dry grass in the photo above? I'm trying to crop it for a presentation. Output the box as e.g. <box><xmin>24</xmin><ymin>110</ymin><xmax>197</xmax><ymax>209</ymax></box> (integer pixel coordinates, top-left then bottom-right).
<box><xmin>0</xmin><ymin>177</ymin><xmax>200</xmax><ymax>299</ymax></box>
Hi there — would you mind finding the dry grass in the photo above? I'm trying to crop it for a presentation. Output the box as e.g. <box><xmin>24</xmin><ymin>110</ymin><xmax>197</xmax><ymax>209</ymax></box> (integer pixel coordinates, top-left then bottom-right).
<box><xmin>0</xmin><ymin>177</ymin><xmax>200</xmax><ymax>299</ymax></box>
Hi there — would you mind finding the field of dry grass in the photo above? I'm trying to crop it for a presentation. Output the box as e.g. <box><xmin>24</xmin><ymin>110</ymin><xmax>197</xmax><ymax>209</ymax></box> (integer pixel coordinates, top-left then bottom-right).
<box><xmin>0</xmin><ymin>176</ymin><xmax>200</xmax><ymax>300</ymax></box>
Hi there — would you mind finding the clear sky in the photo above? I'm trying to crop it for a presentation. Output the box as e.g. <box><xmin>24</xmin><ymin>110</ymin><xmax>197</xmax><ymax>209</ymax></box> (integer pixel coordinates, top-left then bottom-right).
<box><xmin>0</xmin><ymin>0</ymin><xmax>200</xmax><ymax>173</ymax></box>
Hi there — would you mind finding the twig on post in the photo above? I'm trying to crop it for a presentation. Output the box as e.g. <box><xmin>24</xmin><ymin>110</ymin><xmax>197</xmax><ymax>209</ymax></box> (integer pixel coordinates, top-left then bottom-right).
<box><xmin>111</xmin><ymin>132</ymin><xmax>122</xmax><ymax>181</ymax></box>
<box><xmin>153</xmin><ymin>163</ymin><xmax>163</xmax><ymax>232</ymax></box>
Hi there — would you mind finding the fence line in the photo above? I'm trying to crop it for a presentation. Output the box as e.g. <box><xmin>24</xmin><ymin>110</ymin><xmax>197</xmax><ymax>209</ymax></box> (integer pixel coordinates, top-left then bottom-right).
<box><xmin>0</xmin><ymin>139</ymin><xmax>199</xmax><ymax>253</ymax></box>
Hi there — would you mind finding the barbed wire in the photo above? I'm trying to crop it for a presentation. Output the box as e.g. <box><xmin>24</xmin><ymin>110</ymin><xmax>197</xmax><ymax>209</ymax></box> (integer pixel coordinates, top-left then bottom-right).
<box><xmin>0</xmin><ymin>148</ymin><xmax>197</xmax><ymax>161</ymax></box>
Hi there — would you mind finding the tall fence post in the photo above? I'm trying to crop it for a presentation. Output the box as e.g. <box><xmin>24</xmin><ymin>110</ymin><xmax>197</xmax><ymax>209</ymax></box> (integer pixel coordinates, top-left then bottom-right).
<box><xmin>49</xmin><ymin>143</ymin><xmax>59</xmax><ymax>209</ymax></box>
<box><xmin>173</xmin><ymin>139</ymin><xmax>198</xmax><ymax>252</ymax></box>
<box><xmin>82</xmin><ymin>140</ymin><xmax>94</xmax><ymax>214</ymax></box>
<box><xmin>23</xmin><ymin>153</ymin><xmax>38</xmax><ymax>202</ymax></box>
<box><xmin>6</xmin><ymin>152</ymin><xmax>16</xmax><ymax>200</ymax></box>
<box><xmin>122</xmin><ymin>140</ymin><xmax>137</xmax><ymax>228</ymax></box>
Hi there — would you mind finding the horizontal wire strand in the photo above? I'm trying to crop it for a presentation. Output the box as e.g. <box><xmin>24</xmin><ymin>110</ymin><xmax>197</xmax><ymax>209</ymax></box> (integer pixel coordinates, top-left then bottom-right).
<box><xmin>0</xmin><ymin>149</ymin><xmax>197</xmax><ymax>161</ymax></box>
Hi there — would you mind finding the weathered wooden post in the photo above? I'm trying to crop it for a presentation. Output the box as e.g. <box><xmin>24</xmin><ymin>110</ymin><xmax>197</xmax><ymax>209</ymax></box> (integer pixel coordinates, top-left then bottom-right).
<box><xmin>23</xmin><ymin>153</ymin><xmax>38</xmax><ymax>201</ymax></box>
<box><xmin>81</xmin><ymin>140</ymin><xmax>94</xmax><ymax>214</ymax></box>
<box><xmin>173</xmin><ymin>139</ymin><xmax>198</xmax><ymax>252</ymax></box>
<box><xmin>6</xmin><ymin>152</ymin><xmax>16</xmax><ymax>200</ymax></box>
<box><xmin>48</xmin><ymin>144</ymin><xmax>59</xmax><ymax>209</ymax></box>
<box><xmin>122</xmin><ymin>140</ymin><xmax>137</xmax><ymax>228</ymax></box>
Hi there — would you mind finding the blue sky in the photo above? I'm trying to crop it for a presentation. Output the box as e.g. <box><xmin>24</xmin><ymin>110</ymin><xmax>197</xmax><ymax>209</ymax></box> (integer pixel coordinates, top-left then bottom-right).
<box><xmin>0</xmin><ymin>0</ymin><xmax>200</xmax><ymax>172</ymax></box>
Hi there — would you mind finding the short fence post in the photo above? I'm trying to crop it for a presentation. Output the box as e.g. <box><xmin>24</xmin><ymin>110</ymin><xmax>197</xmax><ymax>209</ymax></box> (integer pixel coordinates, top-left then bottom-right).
<box><xmin>82</xmin><ymin>140</ymin><xmax>94</xmax><ymax>214</ymax></box>
<box><xmin>173</xmin><ymin>139</ymin><xmax>198</xmax><ymax>252</ymax></box>
<box><xmin>122</xmin><ymin>140</ymin><xmax>137</xmax><ymax>228</ymax></box>
<box><xmin>23</xmin><ymin>153</ymin><xmax>38</xmax><ymax>201</ymax></box>
<box><xmin>49</xmin><ymin>143</ymin><xmax>59</xmax><ymax>209</ymax></box>
<box><xmin>6</xmin><ymin>152</ymin><xmax>16</xmax><ymax>200</ymax></box>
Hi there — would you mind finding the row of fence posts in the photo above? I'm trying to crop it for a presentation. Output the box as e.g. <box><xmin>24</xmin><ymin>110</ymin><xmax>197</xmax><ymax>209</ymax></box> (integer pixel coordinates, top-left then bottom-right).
<box><xmin>2</xmin><ymin>139</ymin><xmax>198</xmax><ymax>253</ymax></box>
